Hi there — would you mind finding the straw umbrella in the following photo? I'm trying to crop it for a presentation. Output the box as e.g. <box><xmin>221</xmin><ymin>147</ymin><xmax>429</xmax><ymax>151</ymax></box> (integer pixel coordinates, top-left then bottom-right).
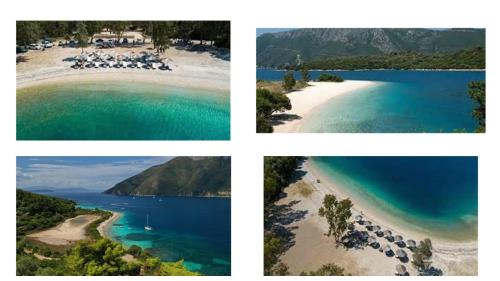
<box><xmin>367</xmin><ymin>236</ymin><xmax>377</xmax><ymax>245</ymax></box>
<box><xmin>406</xmin><ymin>239</ymin><xmax>417</xmax><ymax>248</ymax></box>
<box><xmin>383</xmin><ymin>244</ymin><xmax>391</xmax><ymax>252</ymax></box>
<box><xmin>394</xmin><ymin>235</ymin><xmax>403</xmax><ymax>243</ymax></box>
<box><xmin>396</xmin><ymin>249</ymin><xmax>407</xmax><ymax>259</ymax></box>
<box><xmin>355</xmin><ymin>215</ymin><xmax>363</xmax><ymax>223</ymax></box>
<box><xmin>383</xmin><ymin>230</ymin><xmax>392</xmax><ymax>237</ymax></box>
<box><xmin>395</xmin><ymin>264</ymin><xmax>407</xmax><ymax>276</ymax></box>
<box><xmin>365</xmin><ymin>221</ymin><xmax>372</xmax><ymax>226</ymax></box>
<box><xmin>372</xmin><ymin>225</ymin><xmax>381</xmax><ymax>232</ymax></box>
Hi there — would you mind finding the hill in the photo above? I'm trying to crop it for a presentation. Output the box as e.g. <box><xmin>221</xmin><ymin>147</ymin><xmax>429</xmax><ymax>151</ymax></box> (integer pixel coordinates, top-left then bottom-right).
<box><xmin>103</xmin><ymin>157</ymin><xmax>231</xmax><ymax>197</ymax></box>
<box><xmin>256</xmin><ymin>28</ymin><xmax>485</xmax><ymax>67</ymax></box>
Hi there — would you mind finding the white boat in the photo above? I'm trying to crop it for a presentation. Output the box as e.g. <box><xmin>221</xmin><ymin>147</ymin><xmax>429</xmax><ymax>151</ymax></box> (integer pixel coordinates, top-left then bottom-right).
<box><xmin>145</xmin><ymin>214</ymin><xmax>153</xmax><ymax>231</ymax></box>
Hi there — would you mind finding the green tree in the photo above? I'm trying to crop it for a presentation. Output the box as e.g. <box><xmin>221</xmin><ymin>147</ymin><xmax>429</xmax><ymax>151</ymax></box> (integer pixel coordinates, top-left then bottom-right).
<box><xmin>412</xmin><ymin>238</ymin><xmax>433</xmax><ymax>272</ymax></box>
<box><xmin>318</xmin><ymin>194</ymin><xmax>353</xmax><ymax>242</ymax></box>
<box><xmin>152</xmin><ymin>21</ymin><xmax>175</xmax><ymax>51</ymax></box>
<box><xmin>158</xmin><ymin>260</ymin><xmax>200</xmax><ymax>276</ymax></box>
<box><xmin>282</xmin><ymin>72</ymin><xmax>296</xmax><ymax>91</ymax></box>
<box><xmin>16</xmin><ymin>21</ymin><xmax>40</xmax><ymax>46</ymax></box>
<box><xmin>300</xmin><ymin>66</ymin><xmax>310</xmax><ymax>82</ymax></box>
<box><xmin>264</xmin><ymin>233</ymin><xmax>286</xmax><ymax>275</ymax></box>
<box><xmin>75</xmin><ymin>22</ymin><xmax>89</xmax><ymax>53</ymax></box>
<box><xmin>85</xmin><ymin>21</ymin><xmax>103</xmax><ymax>43</ymax></box>
<box><xmin>301</xmin><ymin>263</ymin><xmax>346</xmax><ymax>276</ymax></box>
<box><xmin>108</xmin><ymin>21</ymin><xmax>129</xmax><ymax>43</ymax></box>
<box><xmin>468</xmin><ymin>81</ymin><xmax>485</xmax><ymax>132</ymax></box>
<box><xmin>317</xmin><ymin>73</ymin><xmax>344</xmax><ymax>82</ymax></box>
<box><xmin>16</xmin><ymin>255</ymin><xmax>39</xmax><ymax>276</ymax></box>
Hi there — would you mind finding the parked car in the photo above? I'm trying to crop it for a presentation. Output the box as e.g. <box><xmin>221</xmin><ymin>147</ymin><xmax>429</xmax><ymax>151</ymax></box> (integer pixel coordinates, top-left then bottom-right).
<box><xmin>95</xmin><ymin>38</ymin><xmax>104</xmax><ymax>44</ymax></box>
<box><xmin>16</xmin><ymin>46</ymin><xmax>28</xmax><ymax>54</ymax></box>
<box><xmin>42</xmin><ymin>40</ymin><xmax>53</xmax><ymax>48</ymax></box>
<box><xmin>136</xmin><ymin>39</ymin><xmax>143</xmax><ymax>45</ymax></box>
<box><xmin>68</xmin><ymin>40</ymin><xmax>78</xmax><ymax>48</ymax></box>
<box><xmin>122</xmin><ymin>38</ymin><xmax>129</xmax><ymax>45</ymax></box>
<box><xmin>28</xmin><ymin>43</ymin><xmax>42</xmax><ymax>50</ymax></box>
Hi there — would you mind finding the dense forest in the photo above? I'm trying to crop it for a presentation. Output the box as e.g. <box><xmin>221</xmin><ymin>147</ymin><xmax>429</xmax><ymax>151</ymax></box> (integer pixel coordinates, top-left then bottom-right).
<box><xmin>16</xmin><ymin>189</ymin><xmax>77</xmax><ymax>236</ymax></box>
<box><xmin>16</xmin><ymin>190</ymin><xmax>198</xmax><ymax>276</ymax></box>
<box><xmin>468</xmin><ymin>81</ymin><xmax>486</xmax><ymax>132</ymax></box>
<box><xmin>16</xmin><ymin>21</ymin><xmax>230</xmax><ymax>49</ymax></box>
<box><xmin>263</xmin><ymin>157</ymin><xmax>302</xmax><ymax>275</ymax></box>
<box><xmin>302</xmin><ymin>47</ymin><xmax>485</xmax><ymax>70</ymax></box>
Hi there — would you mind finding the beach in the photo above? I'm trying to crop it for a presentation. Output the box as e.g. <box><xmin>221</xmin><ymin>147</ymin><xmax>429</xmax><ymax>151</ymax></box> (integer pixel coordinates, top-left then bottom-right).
<box><xmin>271</xmin><ymin>81</ymin><xmax>377</xmax><ymax>132</ymax></box>
<box><xmin>97</xmin><ymin>211</ymin><xmax>122</xmax><ymax>238</ymax></box>
<box><xmin>16</xmin><ymin>43</ymin><xmax>229</xmax><ymax>92</ymax></box>
<box><xmin>27</xmin><ymin>215</ymin><xmax>99</xmax><ymax>246</ymax></box>
<box><xmin>273</xmin><ymin>158</ymin><xmax>477</xmax><ymax>275</ymax></box>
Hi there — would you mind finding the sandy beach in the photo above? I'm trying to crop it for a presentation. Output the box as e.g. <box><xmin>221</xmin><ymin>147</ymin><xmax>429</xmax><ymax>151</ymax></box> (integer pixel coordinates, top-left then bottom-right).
<box><xmin>97</xmin><ymin>211</ymin><xmax>122</xmax><ymax>238</ymax></box>
<box><xmin>272</xmin><ymin>81</ymin><xmax>377</xmax><ymax>132</ymax></box>
<box><xmin>27</xmin><ymin>215</ymin><xmax>99</xmax><ymax>246</ymax></box>
<box><xmin>273</xmin><ymin>159</ymin><xmax>477</xmax><ymax>275</ymax></box>
<box><xmin>16</xmin><ymin>42</ymin><xmax>229</xmax><ymax>92</ymax></box>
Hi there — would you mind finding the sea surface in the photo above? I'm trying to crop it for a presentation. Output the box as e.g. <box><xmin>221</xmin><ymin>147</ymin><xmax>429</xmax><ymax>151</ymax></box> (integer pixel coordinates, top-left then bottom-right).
<box><xmin>17</xmin><ymin>82</ymin><xmax>230</xmax><ymax>140</ymax></box>
<box><xmin>310</xmin><ymin>156</ymin><xmax>478</xmax><ymax>240</ymax></box>
<box><xmin>257</xmin><ymin>69</ymin><xmax>485</xmax><ymax>133</ymax></box>
<box><xmin>36</xmin><ymin>191</ymin><xmax>231</xmax><ymax>276</ymax></box>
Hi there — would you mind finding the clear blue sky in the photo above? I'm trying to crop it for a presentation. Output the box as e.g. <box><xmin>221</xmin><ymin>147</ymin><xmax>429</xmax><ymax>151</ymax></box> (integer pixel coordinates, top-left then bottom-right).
<box><xmin>17</xmin><ymin>156</ymin><xmax>172</xmax><ymax>191</ymax></box>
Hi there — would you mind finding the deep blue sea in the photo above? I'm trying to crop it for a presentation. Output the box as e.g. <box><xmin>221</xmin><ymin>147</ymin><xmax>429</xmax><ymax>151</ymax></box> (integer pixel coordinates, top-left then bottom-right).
<box><xmin>257</xmin><ymin>69</ymin><xmax>485</xmax><ymax>133</ymax></box>
<box><xmin>37</xmin><ymin>192</ymin><xmax>231</xmax><ymax>276</ymax></box>
<box><xmin>310</xmin><ymin>156</ymin><xmax>478</xmax><ymax>240</ymax></box>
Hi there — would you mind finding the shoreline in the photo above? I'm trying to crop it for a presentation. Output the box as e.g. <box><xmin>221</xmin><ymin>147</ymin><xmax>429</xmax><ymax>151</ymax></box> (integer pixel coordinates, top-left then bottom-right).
<box><xmin>305</xmin><ymin>159</ymin><xmax>477</xmax><ymax>245</ymax></box>
<box><xmin>97</xmin><ymin>211</ymin><xmax>122</xmax><ymax>239</ymax></box>
<box><xmin>272</xmin><ymin>81</ymin><xmax>379</xmax><ymax>133</ymax></box>
<box><xmin>275</xmin><ymin>158</ymin><xmax>477</xmax><ymax>275</ymax></box>
<box><xmin>16</xmin><ymin>45</ymin><xmax>229</xmax><ymax>92</ymax></box>
<box><xmin>257</xmin><ymin>67</ymin><xmax>485</xmax><ymax>72</ymax></box>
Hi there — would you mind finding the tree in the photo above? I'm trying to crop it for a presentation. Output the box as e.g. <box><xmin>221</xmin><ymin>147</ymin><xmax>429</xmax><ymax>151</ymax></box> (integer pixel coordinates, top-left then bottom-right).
<box><xmin>152</xmin><ymin>21</ymin><xmax>175</xmax><ymax>51</ymax></box>
<box><xmin>318</xmin><ymin>194</ymin><xmax>353</xmax><ymax>242</ymax></box>
<box><xmin>300</xmin><ymin>263</ymin><xmax>346</xmax><ymax>276</ymax></box>
<box><xmin>264</xmin><ymin>233</ymin><xmax>286</xmax><ymax>275</ymax></box>
<box><xmin>16</xmin><ymin>21</ymin><xmax>40</xmax><ymax>46</ymax></box>
<box><xmin>74</xmin><ymin>22</ymin><xmax>89</xmax><ymax>53</ymax></box>
<box><xmin>468</xmin><ymin>81</ymin><xmax>485</xmax><ymax>132</ymax></box>
<box><xmin>16</xmin><ymin>255</ymin><xmax>39</xmax><ymax>276</ymax></box>
<box><xmin>85</xmin><ymin>21</ymin><xmax>103</xmax><ymax>44</ymax></box>
<box><xmin>317</xmin><ymin>73</ymin><xmax>344</xmax><ymax>82</ymax></box>
<box><xmin>282</xmin><ymin>72</ymin><xmax>296</xmax><ymax>91</ymax></box>
<box><xmin>256</xmin><ymin>88</ymin><xmax>291</xmax><ymax>118</ymax></box>
<box><xmin>412</xmin><ymin>238</ymin><xmax>433</xmax><ymax>272</ymax></box>
<box><xmin>108</xmin><ymin>21</ymin><xmax>129</xmax><ymax>43</ymax></box>
<box><xmin>300</xmin><ymin>66</ymin><xmax>310</xmax><ymax>82</ymax></box>
<box><xmin>257</xmin><ymin>115</ymin><xmax>273</xmax><ymax>133</ymax></box>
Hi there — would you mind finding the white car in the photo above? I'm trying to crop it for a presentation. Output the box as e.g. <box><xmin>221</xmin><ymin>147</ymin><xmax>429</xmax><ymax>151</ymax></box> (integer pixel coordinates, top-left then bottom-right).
<box><xmin>28</xmin><ymin>44</ymin><xmax>42</xmax><ymax>50</ymax></box>
<box><xmin>42</xmin><ymin>41</ymin><xmax>53</xmax><ymax>48</ymax></box>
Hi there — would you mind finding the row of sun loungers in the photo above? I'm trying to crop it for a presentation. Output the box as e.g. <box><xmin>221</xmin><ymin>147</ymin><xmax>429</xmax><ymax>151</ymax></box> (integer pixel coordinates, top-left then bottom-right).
<box><xmin>71</xmin><ymin>51</ymin><xmax>172</xmax><ymax>71</ymax></box>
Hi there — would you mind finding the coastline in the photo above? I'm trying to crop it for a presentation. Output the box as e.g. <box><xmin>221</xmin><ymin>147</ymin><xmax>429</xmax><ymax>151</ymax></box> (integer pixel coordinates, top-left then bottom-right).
<box><xmin>17</xmin><ymin>46</ymin><xmax>229</xmax><ymax>92</ymax></box>
<box><xmin>272</xmin><ymin>81</ymin><xmax>379</xmax><ymax>133</ymax></box>
<box><xmin>97</xmin><ymin>211</ymin><xmax>122</xmax><ymax>239</ymax></box>
<box><xmin>275</xmin><ymin>158</ymin><xmax>477</xmax><ymax>275</ymax></box>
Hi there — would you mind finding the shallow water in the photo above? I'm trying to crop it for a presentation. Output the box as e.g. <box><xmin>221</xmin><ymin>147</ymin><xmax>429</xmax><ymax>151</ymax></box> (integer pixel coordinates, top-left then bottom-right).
<box><xmin>42</xmin><ymin>192</ymin><xmax>231</xmax><ymax>276</ymax></box>
<box><xmin>17</xmin><ymin>82</ymin><xmax>230</xmax><ymax>140</ymax></box>
<box><xmin>310</xmin><ymin>156</ymin><xmax>478</xmax><ymax>241</ymax></box>
<box><xmin>257</xmin><ymin>69</ymin><xmax>485</xmax><ymax>133</ymax></box>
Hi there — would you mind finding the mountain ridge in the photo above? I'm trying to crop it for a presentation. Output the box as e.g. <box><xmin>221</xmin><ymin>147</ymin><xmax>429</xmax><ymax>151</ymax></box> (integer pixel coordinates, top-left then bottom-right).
<box><xmin>103</xmin><ymin>156</ymin><xmax>231</xmax><ymax>197</ymax></box>
<box><xmin>256</xmin><ymin>28</ymin><xmax>485</xmax><ymax>67</ymax></box>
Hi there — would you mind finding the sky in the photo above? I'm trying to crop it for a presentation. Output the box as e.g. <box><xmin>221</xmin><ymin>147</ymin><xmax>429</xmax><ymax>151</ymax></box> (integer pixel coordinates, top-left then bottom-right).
<box><xmin>256</xmin><ymin>28</ymin><xmax>295</xmax><ymax>37</ymax></box>
<box><xmin>16</xmin><ymin>156</ymin><xmax>173</xmax><ymax>191</ymax></box>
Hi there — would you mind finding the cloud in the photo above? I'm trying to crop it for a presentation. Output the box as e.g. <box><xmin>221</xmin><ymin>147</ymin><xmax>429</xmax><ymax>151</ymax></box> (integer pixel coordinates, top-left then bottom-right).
<box><xmin>17</xmin><ymin>157</ymin><xmax>172</xmax><ymax>191</ymax></box>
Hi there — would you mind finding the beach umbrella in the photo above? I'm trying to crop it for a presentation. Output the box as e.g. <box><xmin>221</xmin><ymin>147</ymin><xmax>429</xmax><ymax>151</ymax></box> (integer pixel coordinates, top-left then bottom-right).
<box><xmin>406</xmin><ymin>239</ymin><xmax>417</xmax><ymax>248</ymax></box>
<box><xmin>383</xmin><ymin>244</ymin><xmax>391</xmax><ymax>252</ymax></box>
<box><xmin>384</xmin><ymin>230</ymin><xmax>392</xmax><ymax>237</ymax></box>
<box><xmin>394</xmin><ymin>235</ymin><xmax>404</xmax><ymax>242</ymax></box>
<box><xmin>372</xmin><ymin>225</ymin><xmax>381</xmax><ymax>232</ymax></box>
<box><xmin>355</xmin><ymin>215</ymin><xmax>363</xmax><ymax>222</ymax></box>
<box><xmin>396</xmin><ymin>249</ymin><xmax>407</xmax><ymax>258</ymax></box>
<box><xmin>368</xmin><ymin>236</ymin><xmax>377</xmax><ymax>245</ymax></box>
<box><xmin>395</xmin><ymin>264</ymin><xmax>407</xmax><ymax>275</ymax></box>
<box><xmin>365</xmin><ymin>221</ymin><xmax>372</xmax><ymax>227</ymax></box>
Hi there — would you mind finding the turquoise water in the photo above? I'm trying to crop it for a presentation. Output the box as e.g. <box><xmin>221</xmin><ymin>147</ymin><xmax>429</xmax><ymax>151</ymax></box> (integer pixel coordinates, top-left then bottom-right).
<box><xmin>257</xmin><ymin>69</ymin><xmax>485</xmax><ymax>133</ymax></box>
<box><xmin>44</xmin><ymin>192</ymin><xmax>231</xmax><ymax>276</ymax></box>
<box><xmin>17</xmin><ymin>82</ymin><xmax>230</xmax><ymax>140</ymax></box>
<box><xmin>310</xmin><ymin>157</ymin><xmax>478</xmax><ymax>240</ymax></box>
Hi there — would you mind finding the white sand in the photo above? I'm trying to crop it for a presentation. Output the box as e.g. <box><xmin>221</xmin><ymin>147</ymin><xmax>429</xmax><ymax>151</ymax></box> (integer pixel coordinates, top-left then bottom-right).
<box><xmin>272</xmin><ymin>81</ymin><xmax>377</xmax><ymax>132</ymax></box>
<box><xmin>97</xmin><ymin>212</ymin><xmax>122</xmax><ymax>238</ymax></box>
<box><xmin>27</xmin><ymin>215</ymin><xmax>99</xmax><ymax>246</ymax></box>
<box><xmin>16</xmin><ymin>44</ymin><xmax>229</xmax><ymax>92</ymax></box>
<box><xmin>274</xmin><ymin>159</ymin><xmax>477</xmax><ymax>275</ymax></box>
